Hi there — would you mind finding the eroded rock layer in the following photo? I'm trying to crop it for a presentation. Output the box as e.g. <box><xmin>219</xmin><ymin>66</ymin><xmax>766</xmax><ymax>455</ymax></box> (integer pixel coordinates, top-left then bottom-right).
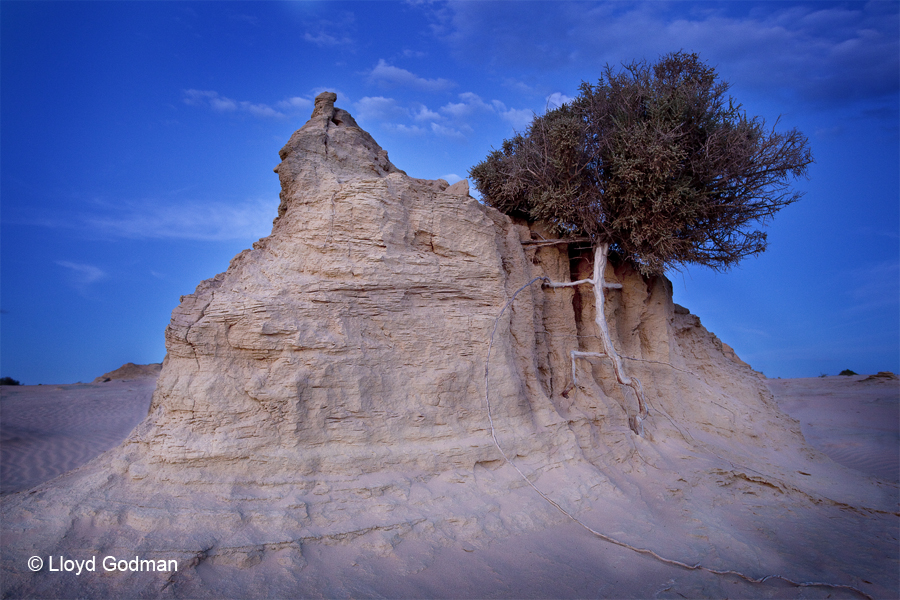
<box><xmin>2</xmin><ymin>93</ymin><xmax>896</xmax><ymax>599</ymax></box>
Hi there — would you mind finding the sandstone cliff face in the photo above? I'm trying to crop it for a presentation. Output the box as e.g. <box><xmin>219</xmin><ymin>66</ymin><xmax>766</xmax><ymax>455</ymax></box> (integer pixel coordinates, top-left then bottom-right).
<box><xmin>2</xmin><ymin>93</ymin><xmax>895</xmax><ymax>599</ymax></box>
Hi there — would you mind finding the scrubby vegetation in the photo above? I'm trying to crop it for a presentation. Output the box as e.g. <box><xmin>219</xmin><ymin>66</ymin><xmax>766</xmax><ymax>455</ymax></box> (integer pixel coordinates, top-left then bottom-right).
<box><xmin>472</xmin><ymin>51</ymin><xmax>813</xmax><ymax>436</ymax></box>
<box><xmin>471</xmin><ymin>51</ymin><xmax>813</xmax><ymax>275</ymax></box>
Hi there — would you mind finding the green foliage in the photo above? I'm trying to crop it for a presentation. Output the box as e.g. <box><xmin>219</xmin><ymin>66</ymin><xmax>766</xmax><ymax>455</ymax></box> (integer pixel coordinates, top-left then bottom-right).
<box><xmin>470</xmin><ymin>52</ymin><xmax>814</xmax><ymax>275</ymax></box>
<box><xmin>0</xmin><ymin>376</ymin><xmax>22</xmax><ymax>386</ymax></box>
<box><xmin>839</xmin><ymin>369</ymin><xmax>857</xmax><ymax>376</ymax></box>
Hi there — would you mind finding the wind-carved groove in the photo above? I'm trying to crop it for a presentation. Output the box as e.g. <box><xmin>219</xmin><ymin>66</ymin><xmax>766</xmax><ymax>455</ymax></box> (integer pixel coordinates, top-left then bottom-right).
<box><xmin>483</xmin><ymin>277</ymin><xmax>875</xmax><ymax>600</ymax></box>
<box><xmin>328</xmin><ymin>190</ymin><xmax>338</xmax><ymax>246</ymax></box>
<box><xmin>428</xmin><ymin>205</ymin><xmax>436</xmax><ymax>253</ymax></box>
<box><xmin>545</xmin><ymin>243</ymin><xmax>647</xmax><ymax>436</ymax></box>
<box><xmin>184</xmin><ymin>291</ymin><xmax>215</xmax><ymax>372</ymax></box>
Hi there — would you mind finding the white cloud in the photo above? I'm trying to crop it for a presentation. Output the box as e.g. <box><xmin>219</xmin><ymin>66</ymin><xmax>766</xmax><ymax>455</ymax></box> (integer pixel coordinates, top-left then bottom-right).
<box><xmin>300</xmin><ymin>11</ymin><xmax>355</xmax><ymax>47</ymax></box>
<box><xmin>412</xmin><ymin>104</ymin><xmax>442</xmax><ymax>122</ymax></box>
<box><xmin>276</xmin><ymin>97</ymin><xmax>313</xmax><ymax>111</ymax></box>
<box><xmin>183</xmin><ymin>89</ymin><xmax>236</xmax><ymax>112</ymax></box>
<box><xmin>83</xmin><ymin>198</ymin><xmax>278</xmax><ymax>242</ymax></box>
<box><xmin>440</xmin><ymin>173</ymin><xmax>463</xmax><ymax>184</ymax></box>
<box><xmin>303</xmin><ymin>31</ymin><xmax>352</xmax><ymax>47</ymax></box>
<box><xmin>503</xmin><ymin>78</ymin><xmax>543</xmax><ymax>95</ymax></box>
<box><xmin>368</xmin><ymin>59</ymin><xmax>455</xmax><ymax>92</ymax></box>
<box><xmin>56</xmin><ymin>261</ymin><xmax>107</xmax><ymax>293</ymax></box>
<box><xmin>210</xmin><ymin>96</ymin><xmax>238</xmax><ymax>112</ymax></box>
<box><xmin>184</xmin><ymin>90</ymin><xmax>315</xmax><ymax>119</ymax></box>
<box><xmin>384</xmin><ymin>123</ymin><xmax>428</xmax><ymax>135</ymax></box>
<box><xmin>500</xmin><ymin>107</ymin><xmax>533</xmax><ymax>131</ymax></box>
<box><xmin>440</xmin><ymin>92</ymin><xmax>492</xmax><ymax>119</ymax></box>
<box><xmin>297</xmin><ymin>11</ymin><xmax>356</xmax><ymax>51</ymax></box>
<box><xmin>325</xmin><ymin>86</ymin><xmax>533</xmax><ymax>142</ymax></box>
<box><xmin>492</xmin><ymin>100</ymin><xmax>534</xmax><ymax>131</ymax></box>
<box><xmin>425</xmin><ymin>1</ymin><xmax>899</xmax><ymax>113</ymax></box>
<box><xmin>240</xmin><ymin>101</ymin><xmax>285</xmax><ymax>118</ymax></box>
<box><xmin>356</xmin><ymin>91</ymin><xmax>535</xmax><ymax>140</ymax></box>
<box><xmin>430</xmin><ymin>122</ymin><xmax>466</xmax><ymax>140</ymax></box>
<box><xmin>354</xmin><ymin>96</ymin><xmax>408</xmax><ymax>123</ymax></box>
<box><xmin>545</xmin><ymin>92</ymin><xmax>573</xmax><ymax>109</ymax></box>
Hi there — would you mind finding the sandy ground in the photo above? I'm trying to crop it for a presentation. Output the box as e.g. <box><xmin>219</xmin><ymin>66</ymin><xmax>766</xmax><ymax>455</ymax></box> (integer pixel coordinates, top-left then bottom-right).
<box><xmin>3</xmin><ymin>374</ymin><xmax>894</xmax><ymax>496</ymax></box>
<box><xmin>767</xmin><ymin>375</ymin><xmax>899</xmax><ymax>483</ymax></box>
<box><xmin>0</xmin><ymin>378</ymin><xmax>155</xmax><ymax>496</ymax></box>
<box><xmin>0</xmin><ymin>373</ymin><xmax>897</xmax><ymax>599</ymax></box>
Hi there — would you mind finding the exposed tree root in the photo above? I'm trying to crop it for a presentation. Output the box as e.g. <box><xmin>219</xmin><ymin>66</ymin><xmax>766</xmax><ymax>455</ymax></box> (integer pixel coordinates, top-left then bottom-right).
<box><xmin>545</xmin><ymin>243</ymin><xmax>648</xmax><ymax>435</ymax></box>
<box><xmin>483</xmin><ymin>274</ymin><xmax>873</xmax><ymax>600</ymax></box>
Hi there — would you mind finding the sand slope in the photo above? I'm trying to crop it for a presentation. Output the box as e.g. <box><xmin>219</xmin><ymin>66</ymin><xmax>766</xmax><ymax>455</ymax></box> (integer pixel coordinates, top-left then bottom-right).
<box><xmin>1</xmin><ymin>379</ymin><xmax>155</xmax><ymax>496</ymax></box>
<box><xmin>769</xmin><ymin>375</ymin><xmax>899</xmax><ymax>483</ymax></box>
<box><xmin>1</xmin><ymin>373</ymin><xmax>896</xmax><ymax>599</ymax></box>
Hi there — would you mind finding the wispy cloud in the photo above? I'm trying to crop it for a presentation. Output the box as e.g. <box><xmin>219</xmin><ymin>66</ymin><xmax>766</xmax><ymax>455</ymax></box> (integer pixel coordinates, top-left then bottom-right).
<box><xmin>353</xmin><ymin>90</ymin><xmax>534</xmax><ymax>140</ymax></box>
<box><xmin>84</xmin><ymin>199</ymin><xmax>278</xmax><ymax>242</ymax></box>
<box><xmin>440</xmin><ymin>92</ymin><xmax>492</xmax><ymax>118</ymax></box>
<box><xmin>184</xmin><ymin>89</ymin><xmax>238</xmax><ymax>112</ymax></box>
<box><xmin>420</xmin><ymin>1</ymin><xmax>899</xmax><ymax>115</ymax></box>
<box><xmin>277</xmin><ymin>97</ymin><xmax>313</xmax><ymax>111</ymax></box>
<box><xmin>184</xmin><ymin>90</ymin><xmax>314</xmax><ymax>119</ymax></box>
<box><xmin>368</xmin><ymin>59</ymin><xmax>455</xmax><ymax>92</ymax></box>
<box><xmin>56</xmin><ymin>261</ymin><xmax>107</xmax><ymax>293</ymax></box>
<box><xmin>229</xmin><ymin>13</ymin><xmax>260</xmax><ymax>27</ymax></box>
<box><xmin>354</xmin><ymin>96</ymin><xmax>407</xmax><ymax>122</ymax></box>
<box><xmin>430</xmin><ymin>122</ymin><xmax>467</xmax><ymax>140</ymax></box>
<box><xmin>492</xmin><ymin>100</ymin><xmax>533</xmax><ymax>131</ymax></box>
<box><xmin>545</xmin><ymin>92</ymin><xmax>573</xmax><ymax>109</ymax></box>
<box><xmin>35</xmin><ymin>199</ymin><xmax>279</xmax><ymax>242</ymax></box>
<box><xmin>301</xmin><ymin>12</ymin><xmax>355</xmax><ymax>47</ymax></box>
<box><xmin>304</xmin><ymin>31</ymin><xmax>352</xmax><ymax>47</ymax></box>
<box><xmin>383</xmin><ymin>123</ymin><xmax>428</xmax><ymax>136</ymax></box>
<box><xmin>842</xmin><ymin>260</ymin><xmax>900</xmax><ymax>315</ymax></box>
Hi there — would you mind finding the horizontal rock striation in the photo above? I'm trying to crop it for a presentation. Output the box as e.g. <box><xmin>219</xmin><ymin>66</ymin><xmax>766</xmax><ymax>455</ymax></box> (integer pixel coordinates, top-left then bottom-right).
<box><xmin>2</xmin><ymin>92</ymin><xmax>896</xmax><ymax>599</ymax></box>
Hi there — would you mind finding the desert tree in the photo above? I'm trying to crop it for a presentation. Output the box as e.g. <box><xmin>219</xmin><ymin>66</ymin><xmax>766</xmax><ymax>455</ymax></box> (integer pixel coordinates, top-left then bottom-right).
<box><xmin>471</xmin><ymin>52</ymin><xmax>813</xmax><ymax>434</ymax></box>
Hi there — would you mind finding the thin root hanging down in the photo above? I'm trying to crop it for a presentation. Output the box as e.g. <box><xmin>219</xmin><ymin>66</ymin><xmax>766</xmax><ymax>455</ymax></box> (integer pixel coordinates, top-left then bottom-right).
<box><xmin>482</xmin><ymin>271</ymin><xmax>873</xmax><ymax>600</ymax></box>
<box><xmin>565</xmin><ymin>350</ymin><xmax>646</xmax><ymax>436</ymax></box>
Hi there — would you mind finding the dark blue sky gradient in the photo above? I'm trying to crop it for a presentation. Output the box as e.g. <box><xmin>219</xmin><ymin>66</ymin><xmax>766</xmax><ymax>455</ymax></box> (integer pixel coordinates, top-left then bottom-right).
<box><xmin>2</xmin><ymin>1</ymin><xmax>897</xmax><ymax>383</ymax></box>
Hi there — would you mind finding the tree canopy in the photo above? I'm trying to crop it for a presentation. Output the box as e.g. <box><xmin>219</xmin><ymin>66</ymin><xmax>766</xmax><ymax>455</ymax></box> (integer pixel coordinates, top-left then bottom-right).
<box><xmin>470</xmin><ymin>52</ymin><xmax>814</xmax><ymax>275</ymax></box>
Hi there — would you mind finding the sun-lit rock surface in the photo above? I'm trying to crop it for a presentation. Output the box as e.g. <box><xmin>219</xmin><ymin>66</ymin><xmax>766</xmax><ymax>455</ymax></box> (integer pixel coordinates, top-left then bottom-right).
<box><xmin>2</xmin><ymin>93</ymin><xmax>896</xmax><ymax>599</ymax></box>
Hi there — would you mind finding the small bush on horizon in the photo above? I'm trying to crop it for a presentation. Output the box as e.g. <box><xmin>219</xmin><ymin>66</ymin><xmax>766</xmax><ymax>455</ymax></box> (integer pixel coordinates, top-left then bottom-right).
<box><xmin>0</xmin><ymin>377</ymin><xmax>22</xmax><ymax>386</ymax></box>
<box><xmin>839</xmin><ymin>369</ymin><xmax>857</xmax><ymax>376</ymax></box>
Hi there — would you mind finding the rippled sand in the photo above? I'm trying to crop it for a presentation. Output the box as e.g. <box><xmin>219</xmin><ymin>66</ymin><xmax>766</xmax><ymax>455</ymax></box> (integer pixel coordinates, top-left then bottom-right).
<box><xmin>768</xmin><ymin>374</ymin><xmax>899</xmax><ymax>483</ymax></box>
<box><xmin>0</xmin><ymin>378</ymin><xmax>154</xmax><ymax>495</ymax></box>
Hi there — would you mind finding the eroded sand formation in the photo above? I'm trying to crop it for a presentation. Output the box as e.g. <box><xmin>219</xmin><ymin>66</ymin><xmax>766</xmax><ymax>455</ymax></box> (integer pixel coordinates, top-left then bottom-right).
<box><xmin>2</xmin><ymin>93</ymin><xmax>896</xmax><ymax>599</ymax></box>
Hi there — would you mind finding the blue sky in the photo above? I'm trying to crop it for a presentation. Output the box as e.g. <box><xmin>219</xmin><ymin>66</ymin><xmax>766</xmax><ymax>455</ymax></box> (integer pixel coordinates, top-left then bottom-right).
<box><xmin>1</xmin><ymin>1</ymin><xmax>897</xmax><ymax>384</ymax></box>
